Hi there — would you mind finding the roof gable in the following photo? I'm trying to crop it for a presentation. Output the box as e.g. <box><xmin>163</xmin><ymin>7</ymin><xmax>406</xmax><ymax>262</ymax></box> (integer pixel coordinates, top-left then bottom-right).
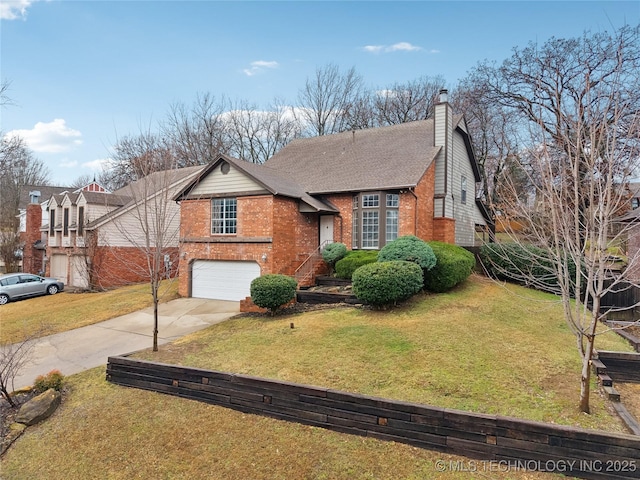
<box><xmin>175</xmin><ymin>155</ymin><xmax>337</xmax><ymax>213</ymax></box>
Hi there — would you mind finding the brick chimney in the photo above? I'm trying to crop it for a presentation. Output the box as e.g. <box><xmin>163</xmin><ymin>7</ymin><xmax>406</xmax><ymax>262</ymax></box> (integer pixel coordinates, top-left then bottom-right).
<box><xmin>23</xmin><ymin>191</ymin><xmax>45</xmax><ymax>274</ymax></box>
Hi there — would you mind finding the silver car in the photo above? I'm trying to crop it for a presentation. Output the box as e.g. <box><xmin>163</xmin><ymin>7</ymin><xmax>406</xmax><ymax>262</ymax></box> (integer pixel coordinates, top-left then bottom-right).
<box><xmin>0</xmin><ymin>273</ymin><xmax>64</xmax><ymax>305</ymax></box>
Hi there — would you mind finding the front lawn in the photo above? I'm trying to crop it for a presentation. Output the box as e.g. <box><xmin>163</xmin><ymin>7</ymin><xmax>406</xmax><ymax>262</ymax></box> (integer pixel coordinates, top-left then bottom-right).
<box><xmin>135</xmin><ymin>274</ymin><xmax>632</xmax><ymax>431</ymax></box>
<box><xmin>0</xmin><ymin>280</ymin><xmax>179</xmax><ymax>344</ymax></box>
<box><xmin>1</xmin><ymin>274</ymin><xmax>634</xmax><ymax>479</ymax></box>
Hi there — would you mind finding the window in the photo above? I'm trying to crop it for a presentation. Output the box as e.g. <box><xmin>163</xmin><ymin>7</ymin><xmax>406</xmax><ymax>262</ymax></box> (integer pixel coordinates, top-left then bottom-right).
<box><xmin>386</xmin><ymin>210</ymin><xmax>398</xmax><ymax>242</ymax></box>
<box><xmin>362</xmin><ymin>211</ymin><xmax>379</xmax><ymax>248</ymax></box>
<box><xmin>49</xmin><ymin>210</ymin><xmax>55</xmax><ymax>237</ymax></box>
<box><xmin>211</xmin><ymin>198</ymin><xmax>237</xmax><ymax>234</ymax></box>
<box><xmin>63</xmin><ymin>208</ymin><xmax>69</xmax><ymax>236</ymax></box>
<box><xmin>362</xmin><ymin>194</ymin><xmax>379</xmax><ymax>207</ymax></box>
<box><xmin>633</xmin><ymin>197</ymin><xmax>640</xmax><ymax>210</ymax></box>
<box><xmin>461</xmin><ymin>177</ymin><xmax>467</xmax><ymax>205</ymax></box>
<box><xmin>352</xmin><ymin>192</ymin><xmax>399</xmax><ymax>249</ymax></box>
<box><xmin>78</xmin><ymin>207</ymin><xmax>84</xmax><ymax>236</ymax></box>
<box><xmin>352</xmin><ymin>211</ymin><xmax>359</xmax><ymax>249</ymax></box>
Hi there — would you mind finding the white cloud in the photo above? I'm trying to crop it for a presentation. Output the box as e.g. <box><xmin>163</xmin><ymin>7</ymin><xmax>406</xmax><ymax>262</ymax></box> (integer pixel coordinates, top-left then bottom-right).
<box><xmin>363</xmin><ymin>45</ymin><xmax>384</xmax><ymax>53</ymax></box>
<box><xmin>243</xmin><ymin>60</ymin><xmax>279</xmax><ymax>77</ymax></box>
<box><xmin>0</xmin><ymin>0</ymin><xmax>39</xmax><ymax>20</ymax></box>
<box><xmin>363</xmin><ymin>42</ymin><xmax>426</xmax><ymax>54</ymax></box>
<box><xmin>82</xmin><ymin>158</ymin><xmax>111</xmax><ymax>172</ymax></box>
<box><xmin>6</xmin><ymin>119</ymin><xmax>82</xmax><ymax>153</ymax></box>
<box><xmin>60</xmin><ymin>159</ymin><xmax>78</xmax><ymax>168</ymax></box>
<box><xmin>429</xmin><ymin>49</ymin><xmax>441</xmax><ymax>54</ymax></box>
<box><xmin>387</xmin><ymin>42</ymin><xmax>421</xmax><ymax>52</ymax></box>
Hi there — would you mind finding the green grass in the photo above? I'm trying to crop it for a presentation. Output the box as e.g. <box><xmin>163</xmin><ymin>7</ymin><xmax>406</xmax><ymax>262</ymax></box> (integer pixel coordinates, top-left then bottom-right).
<box><xmin>1</xmin><ymin>368</ymin><xmax>565</xmax><ymax>480</ymax></box>
<box><xmin>1</xmin><ymin>274</ymin><xmax>633</xmax><ymax>479</ymax></box>
<box><xmin>134</xmin><ymin>275</ymin><xmax>632</xmax><ymax>430</ymax></box>
<box><xmin>0</xmin><ymin>280</ymin><xmax>179</xmax><ymax>344</ymax></box>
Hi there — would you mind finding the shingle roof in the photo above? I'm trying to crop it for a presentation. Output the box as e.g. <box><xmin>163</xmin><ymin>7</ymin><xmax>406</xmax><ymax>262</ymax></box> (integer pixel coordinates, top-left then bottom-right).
<box><xmin>79</xmin><ymin>191</ymin><xmax>130</xmax><ymax>207</ymax></box>
<box><xmin>265</xmin><ymin>120</ymin><xmax>441</xmax><ymax>194</ymax></box>
<box><xmin>19</xmin><ymin>186</ymin><xmax>72</xmax><ymax>208</ymax></box>
<box><xmin>86</xmin><ymin>165</ymin><xmax>204</xmax><ymax>228</ymax></box>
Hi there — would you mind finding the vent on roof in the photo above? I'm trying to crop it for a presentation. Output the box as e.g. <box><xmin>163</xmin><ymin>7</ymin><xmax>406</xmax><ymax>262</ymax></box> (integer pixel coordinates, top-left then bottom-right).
<box><xmin>220</xmin><ymin>161</ymin><xmax>230</xmax><ymax>175</ymax></box>
<box><xmin>29</xmin><ymin>191</ymin><xmax>41</xmax><ymax>204</ymax></box>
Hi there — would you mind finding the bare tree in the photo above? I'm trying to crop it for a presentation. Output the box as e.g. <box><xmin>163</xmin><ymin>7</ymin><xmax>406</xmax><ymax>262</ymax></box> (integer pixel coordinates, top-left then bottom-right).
<box><xmin>224</xmin><ymin>98</ymin><xmax>302</xmax><ymax>164</ymax></box>
<box><xmin>372</xmin><ymin>75</ymin><xmax>446</xmax><ymax>126</ymax></box>
<box><xmin>296</xmin><ymin>63</ymin><xmax>365</xmax><ymax>136</ymax></box>
<box><xmin>106</xmin><ymin>134</ymin><xmax>198</xmax><ymax>351</ymax></box>
<box><xmin>0</xmin><ymin>135</ymin><xmax>50</xmax><ymax>272</ymax></box>
<box><xmin>161</xmin><ymin>92</ymin><xmax>231</xmax><ymax>166</ymax></box>
<box><xmin>452</xmin><ymin>81</ymin><xmax>523</xmax><ymax>207</ymax></box>
<box><xmin>0</xmin><ymin>333</ymin><xmax>40</xmax><ymax>407</ymax></box>
<box><xmin>475</xmin><ymin>26</ymin><xmax>640</xmax><ymax>413</ymax></box>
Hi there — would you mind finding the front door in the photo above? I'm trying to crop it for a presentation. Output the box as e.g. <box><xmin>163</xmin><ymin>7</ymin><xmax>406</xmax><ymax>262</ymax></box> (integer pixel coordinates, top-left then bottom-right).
<box><xmin>320</xmin><ymin>215</ymin><xmax>334</xmax><ymax>246</ymax></box>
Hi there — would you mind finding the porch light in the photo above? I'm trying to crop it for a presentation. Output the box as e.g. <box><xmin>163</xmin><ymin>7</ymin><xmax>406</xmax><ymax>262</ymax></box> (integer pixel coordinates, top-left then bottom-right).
<box><xmin>261</xmin><ymin>253</ymin><xmax>268</xmax><ymax>262</ymax></box>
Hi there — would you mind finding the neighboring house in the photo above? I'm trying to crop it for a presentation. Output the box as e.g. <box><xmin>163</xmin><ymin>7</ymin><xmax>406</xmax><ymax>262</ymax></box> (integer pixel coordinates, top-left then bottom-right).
<box><xmin>174</xmin><ymin>90</ymin><xmax>490</xmax><ymax>303</ymax></box>
<box><xmin>14</xmin><ymin>185</ymin><xmax>73</xmax><ymax>275</ymax></box>
<box><xmin>44</xmin><ymin>167</ymin><xmax>202</xmax><ymax>289</ymax></box>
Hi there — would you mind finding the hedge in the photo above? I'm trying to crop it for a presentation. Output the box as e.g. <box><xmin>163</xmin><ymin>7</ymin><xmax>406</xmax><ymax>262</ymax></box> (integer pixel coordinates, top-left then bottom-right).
<box><xmin>424</xmin><ymin>241</ymin><xmax>475</xmax><ymax>292</ymax></box>
<box><xmin>479</xmin><ymin>242</ymin><xmax>582</xmax><ymax>295</ymax></box>
<box><xmin>378</xmin><ymin>235</ymin><xmax>436</xmax><ymax>271</ymax></box>
<box><xmin>352</xmin><ymin>260</ymin><xmax>423</xmax><ymax>308</ymax></box>
<box><xmin>335</xmin><ymin>250</ymin><xmax>379</xmax><ymax>279</ymax></box>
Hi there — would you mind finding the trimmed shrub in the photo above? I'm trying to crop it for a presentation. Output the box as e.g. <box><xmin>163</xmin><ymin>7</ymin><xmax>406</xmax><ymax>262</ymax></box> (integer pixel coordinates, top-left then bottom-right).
<box><xmin>424</xmin><ymin>241</ymin><xmax>475</xmax><ymax>292</ymax></box>
<box><xmin>352</xmin><ymin>260</ymin><xmax>423</xmax><ymax>308</ymax></box>
<box><xmin>334</xmin><ymin>250</ymin><xmax>379</xmax><ymax>279</ymax></box>
<box><xmin>250</xmin><ymin>274</ymin><xmax>298</xmax><ymax>314</ymax></box>
<box><xmin>33</xmin><ymin>369</ymin><xmax>65</xmax><ymax>393</ymax></box>
<box><xmin>479</xmin><ymin>243</ymin><xmax>582</xmax><ymax>295</ymax></box>
<box><xmin>322</xmin><ymin>242</ymin><xmax>347</xmax><ymax>272</ymax></box>
<box><xmin>378</xmin><ymin>235</ymin><xmax>436</xmax><ymax>271</ymax></box>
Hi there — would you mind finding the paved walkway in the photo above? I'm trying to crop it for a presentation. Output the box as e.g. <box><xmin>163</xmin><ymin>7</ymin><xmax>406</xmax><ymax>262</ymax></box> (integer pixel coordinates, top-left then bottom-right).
<box><xmin>6</xmin><ymin>297</ymin><xmax>239</xmax><ymax>391</ymax></box>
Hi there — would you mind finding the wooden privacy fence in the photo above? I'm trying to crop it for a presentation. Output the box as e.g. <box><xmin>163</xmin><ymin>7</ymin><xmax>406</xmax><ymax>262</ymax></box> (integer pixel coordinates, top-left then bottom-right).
<box><xmin>106</xmin><ymin>356</ymin><xmax>640</xmax><ymax>480</ymax></box>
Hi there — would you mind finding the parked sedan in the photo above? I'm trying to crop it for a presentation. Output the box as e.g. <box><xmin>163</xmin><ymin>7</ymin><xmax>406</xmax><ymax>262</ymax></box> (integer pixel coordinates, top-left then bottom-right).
<box><xmin>0</xmin><ymin>273</ymin><xmax>64</xmax><ymax>305</ymax></box>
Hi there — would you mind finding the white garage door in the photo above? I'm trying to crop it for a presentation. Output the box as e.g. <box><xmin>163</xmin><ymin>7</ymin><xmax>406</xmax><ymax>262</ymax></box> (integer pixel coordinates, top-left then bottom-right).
<box><xmin>191</xmin><ymin>260</ymin><xmax>261</xmax><ymax>301</ymax></box>
<box><xmin>50</xmin><ymin>254</ymin><xmax>68</xmax><ymax>285</ymax></box>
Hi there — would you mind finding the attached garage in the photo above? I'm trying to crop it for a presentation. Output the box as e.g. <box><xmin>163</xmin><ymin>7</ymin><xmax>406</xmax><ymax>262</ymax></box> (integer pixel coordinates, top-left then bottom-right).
<box><xmin>191</xmin><ymin>260</ymin><xmax>261</xmax><ymax>301</ymax></box>
<box><xmin>50</xmin><ymin>254</ymin><xmax>68</xmax><ymax>285</ymax></box>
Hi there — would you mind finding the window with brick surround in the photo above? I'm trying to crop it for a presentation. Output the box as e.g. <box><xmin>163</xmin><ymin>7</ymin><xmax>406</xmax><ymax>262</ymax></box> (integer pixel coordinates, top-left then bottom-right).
<box><xmin>352</xmin><ymin>192</ymin><xmax>399</xmax><ymax>249</ymax></box>
<box><xmin>211</xmin><ymin>198</ymin><xmax>237</xmax><ymax>234</ymax></box>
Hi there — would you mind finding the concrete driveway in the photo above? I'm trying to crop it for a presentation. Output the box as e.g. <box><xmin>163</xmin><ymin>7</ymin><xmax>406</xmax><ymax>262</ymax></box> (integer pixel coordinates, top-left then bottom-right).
<box><xmin>7</xmin><ymin>297</ymin><xmax>239</xmax><ymax>391</ymax></box>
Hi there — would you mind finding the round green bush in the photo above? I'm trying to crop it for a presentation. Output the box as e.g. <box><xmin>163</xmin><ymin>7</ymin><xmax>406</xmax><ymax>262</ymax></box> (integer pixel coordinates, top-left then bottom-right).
<box><xmin>334</xmin><ymin>250</ymin><xmax>379</xmax><ymax>279</ymax></box>
<box><xmin>322</xmin><ymin>242</ymin><xmax>347</xmax><ymax>268</ymax></box>
<box><xmin>424</xmin><ymin>241</ymin><xmax>475</xmax><ymax>292</ymax></box>
<box><xmin>378</xmin><ymin>235</ymin><xmax>436</xmax><ymax>271</ymax></box>
<box><xmin>352</xmin><ymin>260</ymin><xmax>423</xmax><ymax>308</ymax></box>
<box><xmin>250</xmin><ymin>274</ymin><xmax>298</xmax><ymax>314</ymax></box>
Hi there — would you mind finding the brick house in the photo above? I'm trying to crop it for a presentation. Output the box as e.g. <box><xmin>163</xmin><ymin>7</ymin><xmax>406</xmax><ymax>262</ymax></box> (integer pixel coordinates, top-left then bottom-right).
<box><xmin>174</xmin><ymin>90</ymin><xmax>490</xmax><ymax>302</ymax></box>
<box><xmin>44</xmin><ymin>167</ymin><xmax>201</xmax><ymax>289</ymax></box>
<box><xmin>13</xmin><ymin>185</ymin><xmax>72</xmax><ymax>275</ymax></box>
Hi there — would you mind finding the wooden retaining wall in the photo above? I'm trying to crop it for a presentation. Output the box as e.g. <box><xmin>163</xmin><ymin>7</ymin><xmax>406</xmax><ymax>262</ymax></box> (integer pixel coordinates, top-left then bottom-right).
<box><xmin>106</xmin><ymin>356</ymin><xmax>640</xmax><ymax>480</ymax></box>
<box><xmin>598</xmin><ymin>351</ymin><xmax>640</xmax><ymax>383</ymax></box>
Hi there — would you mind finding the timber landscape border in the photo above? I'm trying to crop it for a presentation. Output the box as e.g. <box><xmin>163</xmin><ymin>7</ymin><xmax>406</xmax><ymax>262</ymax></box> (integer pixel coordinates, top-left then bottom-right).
<box><xmin>106</xmin><ymin>355</ymin><xmax>640</xmax><ymax>480</ymax></box>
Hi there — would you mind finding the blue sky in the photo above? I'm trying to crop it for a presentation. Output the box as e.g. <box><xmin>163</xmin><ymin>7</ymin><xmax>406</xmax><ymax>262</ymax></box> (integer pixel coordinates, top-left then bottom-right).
<box><xmin>2</xmin><ymin>0</ymin><xmax>639</xmax><ymax>186</ymax></box>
